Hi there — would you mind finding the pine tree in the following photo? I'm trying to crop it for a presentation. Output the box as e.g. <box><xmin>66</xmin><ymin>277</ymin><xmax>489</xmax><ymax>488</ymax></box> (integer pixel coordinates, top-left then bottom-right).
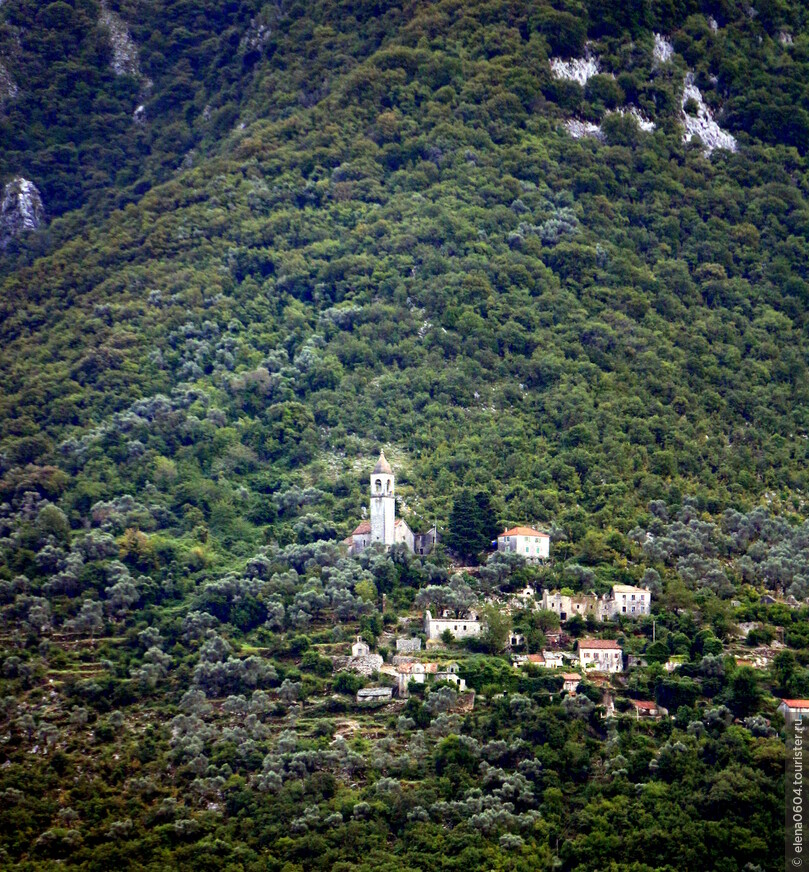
<box><xmin>446</xmin><ymin>489</ymin><xmax>497</xmax><ymax>563</ymax></box>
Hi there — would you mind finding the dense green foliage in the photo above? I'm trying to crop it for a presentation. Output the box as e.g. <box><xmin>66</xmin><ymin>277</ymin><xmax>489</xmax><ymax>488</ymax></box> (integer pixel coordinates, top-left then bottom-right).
<box><xmin>1</xmin><ymin>0</ymin><xmax>809</xmax><ymax>868</ymax></box>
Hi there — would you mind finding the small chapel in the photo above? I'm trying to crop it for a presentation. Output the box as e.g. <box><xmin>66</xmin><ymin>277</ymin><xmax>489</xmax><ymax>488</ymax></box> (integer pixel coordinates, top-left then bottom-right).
<box><xmin>344</xmin><ymin>451</ymin><xmax>437</xmax><ymax>556</ymax></box>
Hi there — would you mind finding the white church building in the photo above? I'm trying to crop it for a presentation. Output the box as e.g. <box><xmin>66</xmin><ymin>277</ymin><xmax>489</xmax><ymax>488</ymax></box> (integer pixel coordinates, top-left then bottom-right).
<box><xmin>345</xmin><ymin>452</ymin><xmax>436</xmax><ymax>555</ymax></box>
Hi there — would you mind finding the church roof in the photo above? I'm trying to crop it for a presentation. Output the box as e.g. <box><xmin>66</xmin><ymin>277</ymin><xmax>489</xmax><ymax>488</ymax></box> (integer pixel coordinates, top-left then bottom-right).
<box><xmin>372</xmin><ymin>450</ymin><xmax>393</xmax><ymax>474</ymax></box>
<box><xmin>351</xmin><ymin>521</ymin><xmax>371</xmax><ymax>536</ymax></box>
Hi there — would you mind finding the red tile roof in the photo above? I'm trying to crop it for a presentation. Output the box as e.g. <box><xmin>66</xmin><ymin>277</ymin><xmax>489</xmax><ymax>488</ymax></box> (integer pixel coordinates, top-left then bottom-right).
<box><xmin>578</xmin><ymin>639</ymin><xmax>622</xmax><ymax>650</ymax></box>
<box><xmin>351</xmin><ymin>521</ymin><xmax>371</xmax><ymax>536</ymax></box>
<box><xmin>562</xmin><ymin>672</ymin><xmax>581</xmax><ymax>681</ymax></box>
<box><xmin>781</xmin><ymin>700</ymin><xmax>809</xmax><ymax>708</ymax></box>
<box><xmin>499</xmin><ymin>526</ymin><xmax>550</xmax><ymax>538</ymax></box>
<box><xmin>527</xmin><ymin>654</ymin><xmax>545</xmax><ymax>664</ymax></box>
<box><xmin>630</xmin><ymin>700</ymin><xmax>658</xmax><ymax>711</ymax></box>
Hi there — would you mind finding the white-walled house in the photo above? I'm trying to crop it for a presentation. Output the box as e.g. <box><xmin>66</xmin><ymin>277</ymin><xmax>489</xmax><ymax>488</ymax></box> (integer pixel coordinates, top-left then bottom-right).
<box><xmin>424</xmin><ymin>609</ymin><xmax>481</xmax><ymax>641</ymax></box>
<box><xmin>396</xmin><ymin>661</ymin><xmax>466</xmax><ymax>696</ymax></box>
<box><xmin>578</xmin><ymin>638</ymin><xmax>623</xmax><ymax>673</ymax></box>
<box><xmin>561</xmin><ymin>673</ymin><xmax>581</xmax><ymax>693</ymax></box>
<box><xmin>543</xmin><ymin>650</ymin><xmax>565</xmax><ymax>669</ymax></box>
<box><xmin>497</xmin><ymin>526</ymin><xmax>550</xmax><ymax>563</ymax></box>
<box><xmin>396</xmin><ymin>661</ymin><xmax>437</xmax><ymax>695</ymax></box>
<box><xmin>604</xmin><ymin>584</ymin><xmax>651</xmax><ymax>618</ymax></box>
<box><xmin>779</xmin><ymin>699</ymin><xmax>809</xmax><ymax>725</ymax></box>
<box><xmin>436</xmin><ymin>662</ymin><xmax>466</xmax><ymax>690</ymax></box>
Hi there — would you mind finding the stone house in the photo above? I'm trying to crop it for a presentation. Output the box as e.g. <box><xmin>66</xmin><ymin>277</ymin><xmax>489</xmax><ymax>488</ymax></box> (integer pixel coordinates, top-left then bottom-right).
<box><xmin>414</xmin><ymin>525</ymin><xmax>439</xmax><ymax>555</ymax></box>
<box><xmin>561</xmin><ymin>672</ymin><xmax>581</xmax><ymax>693</ymax></box>
<box><xmin>435</xmin><ymin>662</ymin><xmax>466</xmax><ymax>691</ymax></box>
<box><xmin>497</xmin><ymin>526</ymin><xmax>550</xmax><ymax>563</ymax></box>
<box><xmin>396</xmin><ymin>660</ymin><xmax>467</xmax><ymax>696</ymax></box>
<box><xmin>578</xmin><ymin>638</ymin><xmax>623</xmax><ymax>673</ymax></box>
<box><xmin>424</xmin><ymin>608</ymin><xmax>481</xmax><ymax>641</ymax></box>
<box><xmin>603</xmin><ymin>584</ymin><xmax>651</xmax><ymax>618</ymax></box>
<box><xmin>335</xmin><ymin>636</ymin><xmax>383</xmax><ymax>676</ymax></box>
<box><xmin>396</xmin><ymin>661</ymin><xmax>437</xmax><ymax>696</ymax></box>
<box><xmin>541</xmin><ymin>589</ymin><xmax>604</xmax><ymax>621</ymax></box>
<box><xmin>542</xmin><ymin>584</ymin><xmax>651</xmax><ymax>622</ymax></box>
<box><xmin>396</xmin><ymin>637</ymin><xmax>422</xmax><ymax>654</ymax></box>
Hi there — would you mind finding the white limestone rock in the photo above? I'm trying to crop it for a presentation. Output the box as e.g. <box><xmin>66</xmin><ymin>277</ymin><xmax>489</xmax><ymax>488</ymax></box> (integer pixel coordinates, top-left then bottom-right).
<box><xmin>0</xmin><ymin>60</ymin><xmax>17</xmax><ymax>103</ymax></box>
<box><xmin>564</xmin><ymin>107</ymin><xmax>654</xmax><ymax>144</ymax></box>
<box><xmin>681</xmin><ymin>75</ymin><xmax>737</xmax><ymax>153</ymax></box>
<box><xmin>100</xmin><ymin>4</ymin><xmax>139</xmax><ymax>77</ymax></box>
<box><xmin>564</xmin><ymin>119</ymin><xmax>603</xmax><ymax>140</ymax></box>
<box><xmin>550</xmin><ymin>52</ymin><xmax>601</xmax><ymax>86</ymax></box>
<box><xmin>653</xmin><ymin>33</ymin><xmax>674</xmax><ymax>65</ymax></box>
<box><xmin>779</xmin><ymin>31</ymin><xmax>794</xmax><ymax>45</ymax></box>
<box><xmin>242</xmin><ymin>17</ymin><xmax>271</xmax><ymax>52</ymax></box>
<box><xmin>613</xmin><ymin>107</ymin><xmax>656</xmax><ymax>132</ymax></box>
<box><xmin>1</xmin><ymin>177</ymin><xmax>45</xmax><ymax>245</ymax></box>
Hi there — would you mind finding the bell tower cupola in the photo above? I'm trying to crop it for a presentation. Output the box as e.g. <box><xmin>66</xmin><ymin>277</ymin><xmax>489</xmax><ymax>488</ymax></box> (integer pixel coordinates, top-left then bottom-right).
<box><xmin>370</xmin><ymin>450</ymin><xmax>395</xmax><ymax>546</ymax></box>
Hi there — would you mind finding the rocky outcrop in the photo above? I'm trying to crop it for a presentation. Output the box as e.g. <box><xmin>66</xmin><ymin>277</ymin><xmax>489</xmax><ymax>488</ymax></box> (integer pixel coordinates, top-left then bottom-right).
<box><xmin>614</xmin><ymin>107</ymin><xmax>655</xmax><ymax>132</ymax></box>
<box><xmin>550</xmin><ymin>49</ymin><xmax>601</xmax><ymax>86</ymax></box>
<box><xmin>0</xmin><ymin>60</ymin><xmax>17</xmax><ymax>104</ymax></box>
<box><xmin>653</xmin><ymin>34</ymin><xmax>674</xmax><ymax>65</ymax></box>
<box><xmin>1</xmin><ymin>177</ymin><xmax>45</xmax><ymax>245</ymax></box>
<box><xmin>564</xmin><ymin>119</ymin><xmax>603</xmax><ymax>140</ymax></box>
<box><xmin>681</xmin><ymin>74</ymin><xmax>737</xmax><ymax>153</ymax></box>
<box><xmin>100</xmin><ymin>4</ymin><xmax>140</xmax><ymax>77</ymax></box>
<box><xmin>564</xmin><ymin>108</ymin><xmax>654</xmax><ymax>143</ymax></box>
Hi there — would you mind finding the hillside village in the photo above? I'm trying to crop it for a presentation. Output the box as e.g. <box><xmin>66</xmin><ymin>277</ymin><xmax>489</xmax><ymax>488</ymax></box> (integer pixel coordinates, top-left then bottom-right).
<box><xmin>317</xmin><ymin>454</ymin><xmax>798</xmax><ymax>728</ymax></box>
<box><xmin>2</xmin><ymin>0</ymin><xmax>808</xmax><ymax>865</ymax></box>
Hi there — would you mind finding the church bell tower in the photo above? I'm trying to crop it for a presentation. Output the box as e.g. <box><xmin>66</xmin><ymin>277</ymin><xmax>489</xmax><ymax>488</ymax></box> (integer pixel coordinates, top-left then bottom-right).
<box><xmin>370</xmin><ymin>450</ymin><xmax>395</xmax><ymax>546</ymax></box>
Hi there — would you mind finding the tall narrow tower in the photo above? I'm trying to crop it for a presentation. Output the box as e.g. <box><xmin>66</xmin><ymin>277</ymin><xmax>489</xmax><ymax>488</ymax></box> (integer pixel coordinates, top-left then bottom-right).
<box><xmin>370</xmin><ymin>450</ymin><xmax>395</xmax><ymax>546</ymax></box>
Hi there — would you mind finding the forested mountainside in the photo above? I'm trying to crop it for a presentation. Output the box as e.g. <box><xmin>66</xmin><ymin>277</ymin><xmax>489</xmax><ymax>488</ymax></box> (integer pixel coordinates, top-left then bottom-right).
<box><xmin>1</xmin><ymin>1</ymin><xmax>808</xmax><ymax>869</ymax></box>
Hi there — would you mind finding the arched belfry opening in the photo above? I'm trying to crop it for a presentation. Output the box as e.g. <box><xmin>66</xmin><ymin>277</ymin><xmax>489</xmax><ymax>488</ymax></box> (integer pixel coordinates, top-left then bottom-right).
<box><xmin>370</xmin><ymin>450</ymin><xmax>395</xmax><ymax>545</ymax></box>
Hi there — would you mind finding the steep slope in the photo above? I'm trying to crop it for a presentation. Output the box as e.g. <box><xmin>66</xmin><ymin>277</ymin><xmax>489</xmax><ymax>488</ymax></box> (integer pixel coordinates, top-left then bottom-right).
<box><xmin>0</xmin><ymin>2</ymin><xmax>806</xmax><ymax>870</ymax></box>
<box><xmin>2</xmin><ymin>0</ymin><xmax>809</xmax><ymax>557</ymax></box>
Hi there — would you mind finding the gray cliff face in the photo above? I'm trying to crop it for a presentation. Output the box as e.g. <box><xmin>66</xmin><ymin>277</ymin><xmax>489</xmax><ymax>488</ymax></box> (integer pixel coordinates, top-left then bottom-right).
<box><xmin>1</xmin><ymin>177</ymin><xmax>45</xmax><ymax>245</ymax></box>
<box><xmin>0</xmin><ymin>60</ymin><xmax>17</xmax><ymax>104</ymax></box>
<box><xmin>99</xmin><ymin>4</ymin><xmax>140</xmax><ymax>78</ymax></box>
